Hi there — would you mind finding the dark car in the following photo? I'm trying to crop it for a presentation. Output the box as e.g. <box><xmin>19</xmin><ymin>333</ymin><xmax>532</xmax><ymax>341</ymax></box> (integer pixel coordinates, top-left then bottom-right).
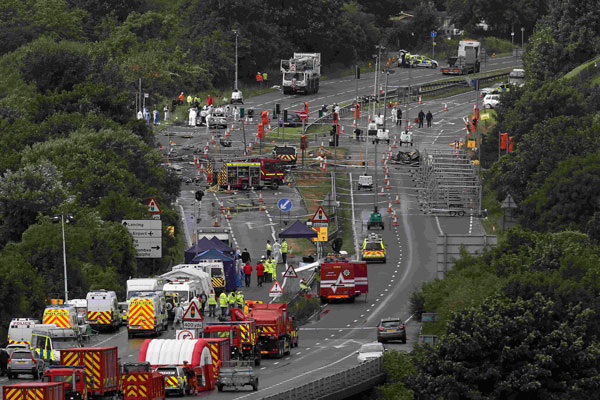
<box><xmin>7</xmin><ymin>350</ymin><xmax>45</xmax><ymax>379</ymax></box>
<box><xmin>279</xmin><ymin>112</ymin><xmax>304</xmax><ymax>127</ymax></box>
<box><xmin>377</xmin><ymin>317</ymin><xmax>406</xmax><ymax>343</ymax></box>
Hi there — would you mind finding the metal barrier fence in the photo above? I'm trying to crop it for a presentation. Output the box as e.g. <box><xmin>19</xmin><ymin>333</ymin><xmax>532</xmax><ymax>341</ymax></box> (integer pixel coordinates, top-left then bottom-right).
<box><xmin>262</xmin><ymin>357</ymin><xmax>385</xmax><ymax>400</ymax></box>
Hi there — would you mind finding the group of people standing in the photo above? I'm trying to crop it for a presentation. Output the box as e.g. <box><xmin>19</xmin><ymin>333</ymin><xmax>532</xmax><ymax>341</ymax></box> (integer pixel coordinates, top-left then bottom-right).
<box><xmin>238</xmin><ymin>239</ymin><xmax>288</xmax><ymax>288</ymax></box>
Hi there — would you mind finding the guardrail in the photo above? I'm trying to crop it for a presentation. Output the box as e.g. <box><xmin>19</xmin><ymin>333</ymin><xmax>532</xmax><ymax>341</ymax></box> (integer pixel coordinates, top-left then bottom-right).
<box><xmin>262</xmin><ymin>357</ymin><xmax>385</xmax><ymax>400</ymax></box>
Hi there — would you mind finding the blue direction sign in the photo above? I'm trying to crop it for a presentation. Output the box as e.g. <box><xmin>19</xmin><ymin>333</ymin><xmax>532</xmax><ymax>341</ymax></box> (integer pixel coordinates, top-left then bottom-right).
<box><xmin>278</xmin><ymin>198</ymin><xmax>293</xmax><ymax>212</ymax></box>
<box><xmin>431</xmin><ymin>31</ymin><xmax>437</xmax><ymax>38</ymax></box>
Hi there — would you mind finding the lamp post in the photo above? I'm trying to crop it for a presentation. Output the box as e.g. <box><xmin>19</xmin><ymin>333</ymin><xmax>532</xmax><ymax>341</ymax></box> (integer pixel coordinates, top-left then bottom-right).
<box><xmin>52</xmin><ymin>213</ymin><xmax>74</xmax><ymax>302</ymax></box>
<box><xmin>233</xmin><ymin>30</ymin><xmax>239</xmax><ymax>91</ymax></box>
<box><xmin>521</xmin><ymin>27</ymin><xmax>525</xmax><ymax>48</ymax></box>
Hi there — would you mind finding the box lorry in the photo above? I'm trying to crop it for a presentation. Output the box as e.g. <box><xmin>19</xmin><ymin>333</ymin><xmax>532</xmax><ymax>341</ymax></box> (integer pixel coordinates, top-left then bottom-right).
<box><xmin>43</xmin><ymin>347</ymin><xmax>120</xmax><ymax>399</ymax></box>
<box><xmin>126</xmin><ymin>278</ymin><xmax>165</xmax><ymax>300</ymax></box>
<box><xmin>122</xmin><ymin>362</ymin><xmax>165</xmax><ymax>400</ymax></box>
<box><xmin>244</xmin><ymin>304</ymin><xmax>292</xmax><ymax>358</ymax></box>
<box><xmin>3</xmin><ymin>383</ymin><xmax>64</xmax><ymax>400</ymax></box>
<box><xmin>320</xmin><ymin>260</ymin><xmax>368</xmax><ymax>302</ymax></box>
<box><xmin>216</xmin><ymin>159</ymin><xmax>286</xmax><ymax>190</ymax></box>
<box><xmin>441</xmin><ymin>40</ymin><xmax>481</xmax><ymax>75</ymax></box>
<box><xmin>280</xmin><ymin>53</ymin><xmax>321</xmax><ymax>94</ymax></box>
<box><xmin>204</xmin><ymin>320</ymin><xmax>261</xmax><ymax>366</ymax></box>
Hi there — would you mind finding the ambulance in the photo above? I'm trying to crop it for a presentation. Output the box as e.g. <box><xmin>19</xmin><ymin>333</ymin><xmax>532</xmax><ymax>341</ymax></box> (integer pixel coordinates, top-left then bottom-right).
<box><xmin>86</xmin><ymin>290</ymin><xmax>122</xmax><ymax>331</ymax></box>
<box><xmin>42</xmin><ymin>305</ymin><xmax>80</xmax><ymax>335</ymax></box>
<box><xmin>7</xmin><ymin>318</ymin><xmax>40</xmax><ymax>346</ymax></box>
<box><xmin>128</xmin><ymin>292</ymin><xmax>168</xmax><ymax>338</ymax></box>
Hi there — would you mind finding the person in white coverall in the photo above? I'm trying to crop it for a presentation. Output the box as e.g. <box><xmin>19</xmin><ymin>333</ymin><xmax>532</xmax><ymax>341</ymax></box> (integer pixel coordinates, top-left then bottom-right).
<box><xmin>188</xmin><ymin>107</ymin><xmax>197</xmax><ymax>126</ymax></box>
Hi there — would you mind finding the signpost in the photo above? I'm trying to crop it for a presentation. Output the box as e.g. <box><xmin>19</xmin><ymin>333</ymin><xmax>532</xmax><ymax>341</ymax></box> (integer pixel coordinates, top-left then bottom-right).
<box><xmin>283</xmin><ymin>264</ymin><xmax>298</xmax><ymax>278</ymax></box>
<box><xmin>147</xmin><ymin>197</ymin><xmax>162</xmax><ymax>214</ymax></box>
<box><xmin>278</xmin><ymin>198</ymin><xmax>292</xmax><ymax>226</ymax></box>
<box><xmin>122</xmin><ymin>219</ymin><xmax>162</xmax><ymax>258</ymax></box>
<box><xmin>269</xmin><ymin>280</ymin><xmax>283</xmax><ymax>297</ymax></box>
<box><xmin>182</xmin><ymin>302</ymin><xmax>204</xmax><ymax>332</ymax></box>
<box><xmin>311</xmin><ymin>206</ymin><xmax>329</xmax><ymax>228</ymax></box>
<box><xmin>176</xmin><ymin>329</ymin><xmax>196</xmax><ymax>340</ymax></box>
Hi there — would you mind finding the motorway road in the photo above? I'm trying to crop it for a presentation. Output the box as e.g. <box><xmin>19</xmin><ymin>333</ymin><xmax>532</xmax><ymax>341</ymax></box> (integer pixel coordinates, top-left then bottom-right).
<box><xmin>1</xmin><ymin>56</ymin><xmax>521</xmax><ymax>398</ymax></box>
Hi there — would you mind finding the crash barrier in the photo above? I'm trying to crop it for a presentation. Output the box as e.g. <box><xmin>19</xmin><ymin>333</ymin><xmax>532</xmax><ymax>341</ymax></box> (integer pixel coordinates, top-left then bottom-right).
<box><xmin>262</xmin><ymin>357</ymin><xmax>385</xmax><ymax>400</ymax></box>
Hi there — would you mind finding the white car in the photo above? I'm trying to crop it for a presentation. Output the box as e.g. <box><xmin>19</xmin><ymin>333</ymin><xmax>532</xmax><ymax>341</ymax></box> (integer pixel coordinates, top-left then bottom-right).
<box><xmin>483</xmin><ymin>94</ymin><xmax>500</xmax><ymax>109</ymax></box>
<box><xmin>357</xmin><ymin>342</ymin><xmax>385</xmax><ymax>363</ymax></box>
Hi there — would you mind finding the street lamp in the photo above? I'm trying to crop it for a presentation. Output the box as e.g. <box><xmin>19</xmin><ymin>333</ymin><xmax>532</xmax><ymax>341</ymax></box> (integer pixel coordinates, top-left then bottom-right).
<box><xmin>521</xmin><ymin>27</ymin><xmax>525</xmax><ymax>48</ymax></box>
<box><xmin>232</xmin><ymin>30</ymin><xmax>239</xmax><ymax>90</ymax></box>
<box><xmin>52</xmin><ymin>213</ymin><xmax>74</xmax><ymax>302</ymax></box>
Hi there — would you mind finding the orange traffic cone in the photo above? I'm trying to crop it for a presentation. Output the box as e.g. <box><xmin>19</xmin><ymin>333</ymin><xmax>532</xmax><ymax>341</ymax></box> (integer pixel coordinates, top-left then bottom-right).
<box><xmin>341</xmin><ymin>126</ymin><xmax>345</xmax><ymax>134</ymax></box>
<box><xmin>418</xmin><ymin>96</ymin><xmax>422</xmax><ymax>104</ymax></box>
<box><xmin>211</xmin><ymin>136</ymin><xmax>215</xmax><ymax>144</ymax></box>
<box><xmin>214</xmin><ymin>217</ymin><xmax>220</xmax><ymax>227</ymax></box>
<box><xmin>393</xmin><ymin>215</ymin><xmax>398</xmax><ymax>227</ymax></box>
<box><xmin>220</xmin><ymin>203</ymin><xmax>225</xmax><ymax>214</ymax></box>
<box><xmin>258</xmin><ymin>192</ymin><xmax>264</xmax><ymax>203</ymax></box>
<box><xmin>379</xmin><ymin>187</ymin><xmax>385</xmax><ymax>197</ymax></box>
<box><xmin>388</xmin><ymin>201</ymin><xmax>392</xmax><ymax>213</ymax></box>
<box><xmin>386</xmin><ymin>181</ymin><xmax>390</xmax><ymax>190</ymax></box>
<box><xmin>226</xmin><ymin>209</ymin><xmax>231</xmax><ymax>220</ymax></box>
<box><xmin>492</xmin><ymin>225</ymin><xmax>496</xmax><ymax>233</ymax></box>
<box><xmin>268</xmin><ymin>125</ymin><xmax>272</xmax><ymax>133</ymax></box>
<box><xmin>444</xmin><ymin>103</ymin><xmax>448</xmax><ymax>111</ymax></box>
<box><xmin>227</xmin><ymin>185</ymin><xmax>231</xmax><ymax>194</ymax></box>
<box><xmin>395</xmin><ymin>195</ymin><xmax>400</xmax><ymax>204</ymax></box>
<box><xmin>248</xmin><ymin>143</ymin><xmax>253</xmax><ymax>151</ymax></box>
<box><xmin>392</xmin><ymin>136</ymin><xmax>397</xmax><ymax>149</ymax></box>
<box><xmin>288</xmin><ymin>248</ymin><xmax>294</xmax><ymax>259</ymax></box>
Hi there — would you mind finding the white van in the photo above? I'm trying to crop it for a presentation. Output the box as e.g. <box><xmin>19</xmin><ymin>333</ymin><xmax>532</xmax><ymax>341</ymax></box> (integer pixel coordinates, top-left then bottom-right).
<box><xmin>7</xmin><ymin>318</ymin><xmax>40</xmax><ymax>346</ymax></box>
<box><xmin>65</xmin><ymin>299</ymin><xmax>87</xmax><ymax>325</ymax></box>
<box><xmin>192</xmin><ymin>260</ymin><xmax>226</xmax><ymax>294</ymax></box>
<box><xmin>86</xmin><ymin>290</ymin><xmax>121</xmax><ymax>331</ymax></box>
<box><xmin>127</xmin><ymin>278</ymin><xmax>165</xmax><ymax>300</ymax></box>
<box><xmin>508</xmin><ymin>68</ymin><xmax>525</xmax><ymax>87</ymax></box>
<box><xmin>31</xmin><ymin>326</ymin><xmax>80</xmax><ymax>364</ymax></box>
<box><xmin>162</xmin><ymin>281</ymin><xmax>202</xmax><ymax>309</ymax></box>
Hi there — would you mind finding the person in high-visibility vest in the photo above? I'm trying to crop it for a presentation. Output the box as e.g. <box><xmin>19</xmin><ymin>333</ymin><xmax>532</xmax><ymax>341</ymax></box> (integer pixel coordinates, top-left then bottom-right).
<box><xmin>281</xmin><ymin>239</ymin><xmax>288</xmax><ymax>265</ymax></box>
<box><xmin>300</xmin><ymin>278</ymin><xmax>309</xmax><ymax>293</ymax></box>
<box><xmin>266</xmin><ymin>240</ymin><xmax>272</xmax><ymax>258</ymax></box>
<box><xmin>236</xmin><ymin>291</ymin><xmax>245</xmax><ymax>309</ymax></box>
<box><xmin>219</xmin><ymin>292</ymin><xmax>228</xmax><ymax>317</ymax></box>
<box><xmin>228</xmin><ymin>291</ymin><xmax>236</xmax><ymax>314</ymax></box>
<box><xmin>265</xmin><ymin>257</ymin><xmax>274</xmax><ymax>282</ymax></box>
<box><xmin>208</xmin><ymin>291</ymin><xmax>217</xmax><ymax>318</ymax></box>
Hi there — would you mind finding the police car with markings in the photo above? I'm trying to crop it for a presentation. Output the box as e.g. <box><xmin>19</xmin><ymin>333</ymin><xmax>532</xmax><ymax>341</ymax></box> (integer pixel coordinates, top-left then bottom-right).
<box><xmin>409</xmin><ymin>55</ymin><xmax>438</xmax><ymax>68</ymax></box>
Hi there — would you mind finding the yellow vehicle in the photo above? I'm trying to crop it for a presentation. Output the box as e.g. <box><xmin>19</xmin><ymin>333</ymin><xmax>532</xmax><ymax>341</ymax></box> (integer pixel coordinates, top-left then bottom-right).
<box><xmin>31</xmin><ymin>326</ymin><xmax>80</xmax><ymax>364</ymax></box>
<box><xmin>361</xmin><ymin>233</ymin><xmax>386</xmax><ymax>263</ymax></box>
<box><xmin>42</xmin><ymin>305</ymin><xmax>79</xmax><ymax>335</ymax></box>
<box><xmin>128</xmin><ymin>292</ymin><xmax>168</xmax><ymax>338</ymax></box>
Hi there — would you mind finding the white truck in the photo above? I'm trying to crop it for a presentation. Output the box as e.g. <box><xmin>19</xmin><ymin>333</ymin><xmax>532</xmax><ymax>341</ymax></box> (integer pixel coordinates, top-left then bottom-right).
<box><xmin>7</xmin><ymin>318</ymin><xmax>40</xmax><ymax>346</ymax></box>
<box><xmin>197</xmin><ymin>227</ymin><xmax>233</xmax><ymax>247</ymax></box>
<box><xmin>281</xmin><ymin>53</ymin><xmax>321</xmax><ymax>94</ymax></box>
<box><xmin>441</xmin><ymin>40</ymin><xmax>481</xmax><ymax>75</ymax></box>
<box><xmin>126</xmin><ymin>278</ymin><xmax>165</xmax><ymax>300</ymax></box>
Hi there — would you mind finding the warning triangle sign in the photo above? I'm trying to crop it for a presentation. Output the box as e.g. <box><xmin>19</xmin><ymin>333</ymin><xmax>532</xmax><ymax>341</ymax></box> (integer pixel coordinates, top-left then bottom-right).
<box><xmin>269</xmin><ymin>280</ymin><xmax>283</xmax><ymax>294</ymax></box>
<box><xmin>283</xmin><ymin>264</ymin><xmax>298</xmax><ymax>278</ymax></box>
<box><xmin>312</xmin><ymin>206</ymin><xmax>329</xmax><ymax>222</ymax></box>
<box><xmin>148</xmin><ymin>197</ymin><xmax>162</xmax><ymax>214</ymax></box>
<box><xmin>182</xmin><ymin>301</ymin><xmax>203</xmax><ymax>321</ymax></box>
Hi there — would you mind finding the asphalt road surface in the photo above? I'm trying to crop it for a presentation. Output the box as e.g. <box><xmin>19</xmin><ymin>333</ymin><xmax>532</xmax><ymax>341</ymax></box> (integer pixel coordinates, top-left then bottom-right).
<box><xmin>0</xmin><ymin>56</ymin><xmax>521</xmax><ymax>398</ymax></box>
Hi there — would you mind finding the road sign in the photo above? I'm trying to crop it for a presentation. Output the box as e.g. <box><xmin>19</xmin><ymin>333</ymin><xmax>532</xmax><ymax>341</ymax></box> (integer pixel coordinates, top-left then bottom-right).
<box><xmin>283</xmin><ymin>264</ymin><xmax>298</xmax><ymax>278</ymax></box>
<box><xmin>269</xmin><ymin>280</ymin><xmax>283</xmax><ymax>296</ymax></box>
<box><xmin>183</xmin><ymin>321</ymin><xmax>204</xmax><ymax>330</ymax></box>
<box><xmin>312</xmin><ymin>227</ymin><xmax>328</xmax><ymax>242</ymax></box>
<box><xmin>148</xmin><ymin>197</ymin><xmax>162</xmax><ymax>214</ymax></box>
<box><xmin>312</xmin><ymin>206</ymin><xmax>329</xmax><ymax>223</ymax></box>
<box><xmin>182</xmin><ymin>301</ymin><xmax>204</xmax><ymax>322</ymax></box>
<box><xmin>431</xmin><ymin>31</ymin><xmax>437</xmax><ymax>37</ymax></box>
<box><xmin>176</xmin><ymin>329</ymin><xmax>196</xmax><ymax>339</ymax></box>
<box><xmin>501</xmin><ymin>194</ymin><xmax>517</xmax><ymax>209</ymax></box>
<box><xmin>122</xmin><ymin>220</ymin><xmax>162</xmax><ymax>258</ymax></box>
<box><xmin>480</xmin><ymin>113</ymin><xmax>490</xmax><ymax>120</ymax></box>
<box><xmin>278</xmin><ymin>198</ymin><xmax>293</xmax><ymax>212</ymax></box>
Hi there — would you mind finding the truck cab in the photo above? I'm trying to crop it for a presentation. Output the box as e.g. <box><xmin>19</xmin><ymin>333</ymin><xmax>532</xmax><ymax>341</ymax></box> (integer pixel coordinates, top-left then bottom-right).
<box><xmin>43</xmin><ymin>366</ymin><xmax>89</xmax><ymax>400</ymax></box>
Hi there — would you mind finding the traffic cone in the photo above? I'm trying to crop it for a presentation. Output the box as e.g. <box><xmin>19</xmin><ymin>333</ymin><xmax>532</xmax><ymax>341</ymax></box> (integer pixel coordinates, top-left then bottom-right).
<box><xmin>227</xmin><ymin>185</ymin><xmax>231</xmax><ymax>194</ymax></box>
<box><xmin>248</xmin><ymin>142</ymin><xmax>253</xmax><ymax>151</ymax></box>
<box><xmin>386</xmin><ymin>181</ymin><xmax>390</xmax><ymax>190</ymax></box>
<box><xmin>321</xmin><ymin>156</ymin><xmax>328</xmax><ymax>171</ymax></box>
<box><xmin>214</xmin><ymin>216</ymin><xmax>220</xmax><ymax>227</ymax></box>
<box><xmin>395</xmin><ymin>195</ymin><xmax>400</xmax><ymax>204</ymax></box>
<box><xmin>319</xmin><ymin>142</ymin><xmax>324</xmax><ymax>156</ymax></box>
<box><xmin>444</xmin><ymin>103</ymin><xmax>448</xmax><ymax>111</ymax></box>
<box><xmin>244</xmin><ymin>118</ymin><xmax>248</xmax><ymax>125</ymax></box>
<box><xmin>220</xmin><ymin>203</ymin><xmax>225</xmax><ymax>214</ymax></box>
<box><xmin>165</xmin><ymin>155</ymin><xmax>170</xmax><ymax>165</ymax></box>
<box><xmin>268</xmin><ymin>125</ymin><xmax>272</xmax><ymax>133</ymax></box>
<box><xmin>492</xmin><ymin>225</ymin><xmax>496</xmax><ymax>233</ymax></box>
<box><xmin>418</xmin><ymin>96</ymin><xmax>422</xmax><ymax>104</ymax></box>
<box><xmin>393</xmin><ymin>215</ymin><xmax>398</xmax><ymax>227</ymax></box>
<box><xmin>258</xmin><ymin>192</ymin><xmax>264</xmax><ymax>203</ymax></box>
<box><xmin>341</xmin><ymin>126</ymin><xmax>345</xmax><ymax>134</ymax></box>
<box><xmin>226</xmin><ymin>209</ymin><xmax>231</xmax><ymax>220</ymax></box>
<box><xmin>408</xmin><ymin>122</ymin><xmax>411</xmax><ymax>129</ymax></box>
<box><xmin>353</xmin><ymin>119</ymin><xmax>356</xmax><ymax>127</ymax></box>
<box><xmin>379</xmin><ymin>187</ymin><xmax>385</xmax><ymax>197</ymax></box>
<box><xmin>388</xmin><ymin>201</ymin><xmax>392</xmax><ymax>213</ymax></box>
<box><xmin>392</xmin><ymin>136</ymin><xmax>397</xmax><ymax>149</ymax></box>
<box><xmin>384</xmin><ymin>175</ymin><xmax>388</xmax><ymax>184</ymax></box>
<box><xmin>211</xmin><ymin>136</ymin><xmax>215</xmax><ymax>144</ymax></box>
<box><xmin>289</xmin><ymin>248</ymin><xmax>294</xmax><ymax>259</ymax></box>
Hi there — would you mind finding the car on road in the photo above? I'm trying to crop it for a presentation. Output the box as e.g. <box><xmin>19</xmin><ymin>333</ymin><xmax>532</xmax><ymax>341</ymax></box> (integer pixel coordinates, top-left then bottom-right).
<box><xmin>480</xmin><ymin>82</ymin><xmax>508</xmax><ymax>97</ymax></box>
<box><xmin>6</xmin><ymin>343</ymin><xmax>29</xmax><ymax>356</ymax></box>
<box><xmin>409</xmin><ymin>55</ymin><xmax>438</xmax><ymax>68</ymax></box>
<box><xmin>357</xmin><ymin>342</ymin><xmax>385</xmax><ymax>363</ymax></box>
<box><xmin>156</xmin><ymin>366</ymin><xmax>189</xmax><ymax>396</ymax></box>
<box><xmin>207</xmin><ymin>111</ymin><xmax>227</xmax><ymax>129</ymax></box>
<box><xmin>377</xmin><ymin>317</ymin><xmax>407</xmax><ymax>343</ymax></box>
<box><xmin>7</xmin><ymin>349</ymin><xmax>45</xmax><ymax>379</ymax></box>
<box><xmin>483</xmin><ymin>94</ymin><xmax>501</xmax><ymax>109</ymax></box>
<box><xmin>361</xmin><ymin>233</ymin><xmax>386</xmax><ymax>263</ymax></box>
<box><xmin>279</xmin><ymin>111</ymin><xmax>304</xmax><ymax>127</ymax></box>
<box><xmin>490</xmin><ymin>83</ymin><xmax>511</xmax><ymax>94</ymax></box>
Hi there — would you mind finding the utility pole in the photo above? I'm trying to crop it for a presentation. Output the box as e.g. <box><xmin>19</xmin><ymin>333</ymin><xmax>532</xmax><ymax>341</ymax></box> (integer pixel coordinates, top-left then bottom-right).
<box><xmin>61</xmin><ymin>213</ymin><xmax>68</xmax><ymax>302</ymax></box>
<box><xmin>521</xmin><ymin>27</ymin><xmax>525</xmax><ymax>48</ymax></box>
<box><xmin>233</xmin><ymin>30</ymin><xmax>239</xmax><ymax>91</ymax></box>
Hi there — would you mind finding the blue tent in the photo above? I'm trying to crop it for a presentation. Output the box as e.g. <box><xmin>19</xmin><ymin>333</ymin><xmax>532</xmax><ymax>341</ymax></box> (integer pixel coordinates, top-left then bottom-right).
<box><xmin>184</xmin><ymin>237</ymin><xmax>223</xmax><ymax>263</ymax></box>
<box><xmin>210</xmin><ymin>237</ymin><xmax>235</xmax><ymax>254</ymax></box>
<box><xmin>192</xmin><ymin>249</ymin><xmax>237</xmax><ymax>291</ymax></box>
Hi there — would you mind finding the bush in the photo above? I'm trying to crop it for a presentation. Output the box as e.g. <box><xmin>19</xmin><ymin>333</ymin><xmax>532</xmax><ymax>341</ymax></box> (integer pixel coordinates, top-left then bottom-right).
<box><xmin>481</xmin><ymin>37</ymin><xmax>515</xmax><ymax>55</ymax></box>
